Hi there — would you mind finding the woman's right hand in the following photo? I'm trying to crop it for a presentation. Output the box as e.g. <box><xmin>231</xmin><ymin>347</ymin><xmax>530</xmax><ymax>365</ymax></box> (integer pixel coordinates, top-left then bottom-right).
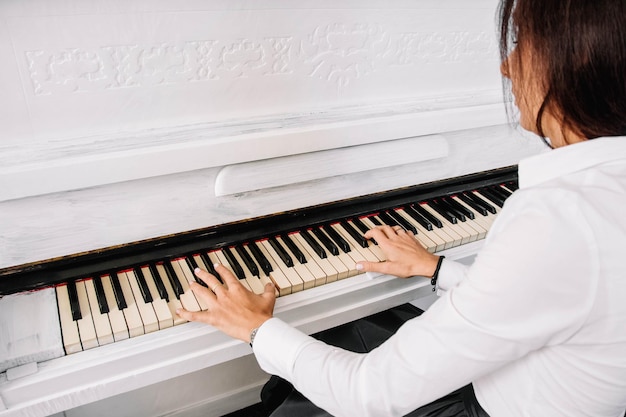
<box><xmin>356</xmin><ymin>225</ymin><xmax>440</xmax><ymax>278</ymax></box>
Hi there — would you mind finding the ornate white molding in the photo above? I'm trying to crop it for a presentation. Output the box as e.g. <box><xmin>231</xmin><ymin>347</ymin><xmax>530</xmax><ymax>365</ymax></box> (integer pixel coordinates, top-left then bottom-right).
<box><xmin>24</xmin><ymin>24</ymin><xmax>496</xmax><ymax>94</ymax></box>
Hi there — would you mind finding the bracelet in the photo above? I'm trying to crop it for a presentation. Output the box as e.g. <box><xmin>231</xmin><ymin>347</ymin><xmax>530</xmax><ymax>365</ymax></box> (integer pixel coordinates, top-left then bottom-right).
<box><xmin>249</xmin><ymin>327</ymin><xmax>259</xmax><ymax>348</ymax></box>
<box><xmin>430</xmin><ymin>256</ymin><xmax>445</xmax><ymax>292</ymax></box>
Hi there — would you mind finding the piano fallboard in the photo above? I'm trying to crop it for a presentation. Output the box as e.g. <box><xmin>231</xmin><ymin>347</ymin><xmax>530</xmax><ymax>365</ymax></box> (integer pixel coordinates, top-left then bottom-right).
<box><xmin>0</xmin><ymin>166</ymin><xmax>516</xmax><ymax>295</ymax></box>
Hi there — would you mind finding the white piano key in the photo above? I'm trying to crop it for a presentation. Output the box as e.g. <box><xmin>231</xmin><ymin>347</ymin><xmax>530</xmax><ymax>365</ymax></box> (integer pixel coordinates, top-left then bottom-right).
<box><xmin>332</xmin><ymin>223</ymin><xmax>381</xmax><ymax>263</ymax></box>
<box><xmin>155</xmin><ymin>264</ymin><xmax>187</xmax><ymax>326</ymax></box>
<box><xmin>126</xmin><ymin>271</ymin><xmax>159</xmax><ymax>334</ymax></box>
<box><xmin>452</xmin><ymin>196</ymin><xmax>494</xmax><ymax>229</ymax></box>
<box><xmin>324</xmin><ymin>225</ymin><xmax>367</xmax><ymax>267</ymax></box>
<box><xmin>56</xmin><ymin>284</ymin><xmax>82</xmax><ymax>354</ymax></box>
<box><xmin>277</xmin><ymin>236</ymin><xmax>318</xmax><ymax>290</ymax></box>
<box><xmin>140</xmin><ymin>266</ymin><xmax>174</xmax><ymax>330</ymax></box>
<box><xmin>314</xmin><ymin>227</ymin><xmax>359</xmax><ymax>278</ymax></box>
<box><xmin>100</xmin><ymin>274</ymin><xmax>130</xmax><ymax>341</ymax></box>
<box><xmin>74</xmin><ymin>280</ymin><xmax>99</xmax><ymax>350</ymax></box>
<box><xmin>451</xmin><ymin>197</ymin><xmax>490</xmax><ymax>239</ymax></box>
<box><xmin>445</xmin><ymin>212</ymin><xmax>480</xmax><ymax>243</ymax></box>
<box><xmin>472</xmin><ymin>190</ymin><xmax>502</xmax><ymax>214</ymax></box>
<box><xmin>418</xmin><ymin>204</ymin><xmax>466</xmax><ymax>246</ymax></box>
<box><xmin>239</xmin><ymin>245</ymin><xmax>280</xmax><ymax>297</ymax></box>
<box><xmin>175</xmin><ymin>259</ymin><xmax>210</xmax><ymax>310</ymax></box>
<box><xmin>229</xmin><ymin>248</ymin><xmax>266</xmax><ymax>294</ymax></box>
<box><xmin>259</xmin><ymin>240</ymin><xmax>305</xmax><ymax>292</ymax></box>
<box><xmin>292</xmin><ymin>232</ymin><xmax>339</xmax><ymax>283</ymax></box>
<box><xmin>117</xmin><ymin>272</ymin><xmax>145</xmax><ymax>338</ymax></box>
<box><xmin>287</xmin><ymin>232</ymin><xmax>327</xmax><ymax>287</ymax></box>
<box><xmin>347</xmin><ymin>219</ymin><xmax>387</xmax><ymax>261</ymax></box>
<box><xmin>304</xmin><ymin>229</ymin><xmax>350</xmax><ymax>281</ymax></box>
<box><xmin>84</xmin><ymin>279</ymin><xmax>114</xmax><ymax>346</ymax></box>
<box><xmin>255</xmin><ymin>242</ymin><xmax>294</xmax><ymax>295</ymax></box>
<box><xmin>169</xmin><ymin>261</ymin><xmax>202</xmax><ymax>312</ymax></box>
<box><xmin>213</xmin><ymin>250</ymin><xmax>253</xmax><ymax>292</ymax></box>
<box><xmin>394</xmin><ymin>209</ymin><xmax>439</xmax><ymax>252</ymax></box>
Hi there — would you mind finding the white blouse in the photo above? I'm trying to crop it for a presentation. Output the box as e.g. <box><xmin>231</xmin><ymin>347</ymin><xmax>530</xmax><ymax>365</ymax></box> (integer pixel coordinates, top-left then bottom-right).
<box><xmin>253</xmin><ymin>136</ymin><xmax>626</xmax><ymax>417</ymax></box>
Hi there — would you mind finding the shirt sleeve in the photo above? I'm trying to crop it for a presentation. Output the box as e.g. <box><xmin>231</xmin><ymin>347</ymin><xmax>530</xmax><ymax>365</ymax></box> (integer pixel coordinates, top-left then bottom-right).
<box><xmin>253</xmin><ymin>190</ymin><xmax>598</xmax><ymax>417</ymax></box>
<box><xmin>437</xmin><ymin>258</ymin><xmax>469</xmax><ymax>291</ymax></box>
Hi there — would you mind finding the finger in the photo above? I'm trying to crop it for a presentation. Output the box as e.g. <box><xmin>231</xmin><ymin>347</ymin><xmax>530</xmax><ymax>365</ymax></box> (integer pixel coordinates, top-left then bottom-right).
<box><xmin>213</xmin><ymin>263</ymin><xmax>239</xmax><ymax>287</ymax></box>
<box><xmin>193</xmin><ymin>268</ymin><xmax>222</xmax><ymax>292</ymax></box>
<box><xmin>357</xmin><ymin>260</ymin><xmax>410</xmax><ymax>278</ymax></box>
<box><xmin>356</xmin><ymin>260</ymin><xmax>392</xmax><ymax>274</ymax></box>
<box><xmin>189</xmin><ymin>280</ymin><xmax>216</xmax><ymax>299</ymax></box>
<box><xmin>364</xmin><ymin>225</ymin><xmax>394</xmax><ymax>241</ymax></box>
<box><xmin>176</xmin><ymin>307</ymin><xmax>204</xmax><ymax>323</ymax></box>
<box><xmin>261</xmin><ymin>282</ymin><xmax>276</xmax><ymax>300</ymax></box>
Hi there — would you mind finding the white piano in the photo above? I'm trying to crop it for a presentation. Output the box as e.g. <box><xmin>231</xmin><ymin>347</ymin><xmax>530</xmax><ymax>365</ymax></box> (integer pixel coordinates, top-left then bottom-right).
<box><xmin>0</xmin><ymin>1</ymin><xmax>545</xmax><ymax>416</ymax></box>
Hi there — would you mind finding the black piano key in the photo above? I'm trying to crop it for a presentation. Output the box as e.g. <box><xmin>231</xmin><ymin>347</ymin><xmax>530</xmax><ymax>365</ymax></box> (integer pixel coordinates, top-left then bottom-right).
<box><xmin>222</xmin><ymin>247</ymin><xmax>246</xmax><ymax>280</ymax></box>
<box><xmin>427</xmin><ymin>200</ymin><xmax>457</xmax><ymax>224</ymax></box>
<box><xmin>405</xmin><ymin>205</ymin><xmax>433</xmax><ymax>230</ymax></box>
<box><xmin>386</xmin><ymin>210</ymin><xmax>418</xmax><ymax>234</ymax></box>
<box><xmin>109</xmin><ymin>272</ymin><xmax>128</xmax><ymax>310</ymax></box>
<box><xmin>495</xmin><ymin>184</ymin><xmax>513</xmax><ymax>198</ymax></box>
<box><xmin>163</xmin><ymin>262</ymin><xmax>184</xmax><ymax>299</ymax></box>
<box><xmin>478</xmin><ymin>187</ymin><xmax>505</xmax><ymax>208</ymax></box>
<box><xmin>464</xmin><ymin>191</ymin><xmax>497</xmax><ymax>214</ymax></box>
<box><xmin>133</xmin><ymin>267</ymin><xmax>153</xmax><ymax>303</ymax></box>
<box><xmin>456</xmin><ymin>193</ymin><xmax>488</xmax><ymax>216</ymax></box>
<box><xmin>199</xmin><ymin>252</ymin><xmax>218</xmax><ymax>277</ymax></box>
<box><xmin>352</xmin><ymin>217</ymin><xmax>378</xmax><ymax>245</ymax></box>
<box><xmin>507</xmin><ymin>180</ymin><xmax>519</xmax><ymax>191</ymax></box>
<box><xmin>489</xmin><ymin>184</ymin><xmax>511</xmax><ymax>200</ymax></box>
<box><xmin>67</xmin><ymin>280</ymin><xmax>82</xmax><ymax>321</ymax></box>
<box><xmin>281</xmin><ymin>234</ymin><xmax>307</xmax><ymax>264</ymax></box>
<box><xmin>351</xmin><ymin>217</ymin><xmax>370</xmax><ymax>234</ymax></box>
<box><xmin>149</xmin><ymin>263</ymin><xmax>169</xmax><ymax>302</ymax></box>
<box><xmin>185</xmin><ymin>255</ymin><xmax>198</xmax><ymax>271</ymax></box>
<box><xmin>445</xmin><ymin>196</ymin><xmax>475</xmax><ymax>220</ymax></box>
<box><xmin>368</xmin><ymin>215</ymin><xmax>383</xmax><ymax>226</ymax></box>
<box><xmin>322</xmin><ymin>225</ymin><xmax>351</xmax><ymax>253</ymax></box>
<box><xmin>301</xmin><ymin>229</ymin><xmax>327</xmax><ymax>258</ymax></box>
<box><xmin>248</xmin><ymin>242</ymin><xmax>273</xmax><ymax>275</ymax></box>
<box><xmin>269</xmin><ymin>237</ymin><xmax>294</xmax><ymax>268</ymax></box>
<box><xmin>312</xmin><ymin>228</ymin><xmax>339</xmax><ymax>256</ymax></box>
<box><xmin>339</xmin><ymin>221</ymin><xmax>369</xmax><ymax>248</ymax></box>
<box><xmin>236</xmin><ymin>245</ymin><xmax>260</xmax><ymax>276</ymax></box>
<box><xmin>185</xmin><ymin>255</ymin><xmax>207</xmax><ymax>287</ymax></box>
<box><xmin>377</xmin><ymin>211</ymin><xmax>399</xmax><ymax>228</ymax></box>
<box><xmin>411</xmin><ymin>204</ymin><xmax>443</xmax><ymax>228</ymax></box>
<box><xmin>437</xmin><ymin>198</ymin><xmax>466</xmax><ymax>222</ymax></box>
<box><xmin>92</xmin><ymin>275</ymin><xmax>110</xmax><ymax>314</ymax></box>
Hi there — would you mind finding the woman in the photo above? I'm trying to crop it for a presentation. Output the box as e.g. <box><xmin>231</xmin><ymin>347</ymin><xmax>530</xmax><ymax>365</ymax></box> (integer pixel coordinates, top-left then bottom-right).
<box><xmin>177</xmin><ymin>0</ymin><xmax>626</xmax><ymax>415</ymax></box>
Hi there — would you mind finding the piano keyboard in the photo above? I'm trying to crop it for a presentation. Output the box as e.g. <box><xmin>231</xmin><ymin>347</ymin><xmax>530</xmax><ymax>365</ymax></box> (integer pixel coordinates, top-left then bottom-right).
<box><xmin>54</xmin><ymin>180</ymin><xmax>516</xmax><ymax>355</ymax></box>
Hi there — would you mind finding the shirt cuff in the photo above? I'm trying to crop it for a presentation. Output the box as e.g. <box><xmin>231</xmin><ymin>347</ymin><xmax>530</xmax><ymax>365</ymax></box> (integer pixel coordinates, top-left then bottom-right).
<box><xmin>436</xmin><ymin>259</ymin><xmax>469</xmax><ymax>292</ymax></box>
<box><xmin>252</xmin><ymin>317</ymin><xmax>317</xmax><ymax>380</ymax></box>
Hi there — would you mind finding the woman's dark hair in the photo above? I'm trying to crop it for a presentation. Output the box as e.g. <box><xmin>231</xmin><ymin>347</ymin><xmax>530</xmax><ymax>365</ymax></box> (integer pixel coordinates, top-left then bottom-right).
<box><xmin>498</xmin><ymin>0</ymin><xmax>626</xmax><ymax>146</ymax></box>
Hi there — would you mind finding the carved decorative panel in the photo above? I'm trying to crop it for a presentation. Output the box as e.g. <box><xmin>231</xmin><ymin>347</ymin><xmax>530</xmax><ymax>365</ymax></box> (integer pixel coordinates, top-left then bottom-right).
<box><xmin>1</xmin><ymin>1</ymin><xmax>501</xmax><ymax>145</ymax></box>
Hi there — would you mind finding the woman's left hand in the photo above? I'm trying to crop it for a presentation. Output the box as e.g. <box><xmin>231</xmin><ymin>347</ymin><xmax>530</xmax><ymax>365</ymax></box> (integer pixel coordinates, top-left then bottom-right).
<box><xmin>176</xmin><ymin>264</ymin><xmax>276</xmax><ymax>343</ymax></box>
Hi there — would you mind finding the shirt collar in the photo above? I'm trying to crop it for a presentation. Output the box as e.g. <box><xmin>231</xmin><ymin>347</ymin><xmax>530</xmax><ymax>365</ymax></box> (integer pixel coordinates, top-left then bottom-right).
<box><xmin>518</xmin><ymin>136</ymin><xmax>626</xmax><ymax>189</ymax></box>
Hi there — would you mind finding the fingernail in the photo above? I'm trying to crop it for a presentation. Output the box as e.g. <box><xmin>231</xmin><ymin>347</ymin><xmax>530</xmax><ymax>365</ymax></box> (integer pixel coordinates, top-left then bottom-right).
<box><xmin>194</xmin><ymin>268</ymin><xmax>201</xmax><ymax>274</ymax></box>
<box><xmin>214</xmin><ymin>262</ymin><xmax>220</xmax><ymax>268</ymax></box>
<box><xmin>175</xmin><ymin>309</ymin><xmax>182</xmax><ymax>315</ymax></box>
<box><xmin>356</xmin><ymin>263</ymin><xmax>363</xmax><ymax>271</ymax></box>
